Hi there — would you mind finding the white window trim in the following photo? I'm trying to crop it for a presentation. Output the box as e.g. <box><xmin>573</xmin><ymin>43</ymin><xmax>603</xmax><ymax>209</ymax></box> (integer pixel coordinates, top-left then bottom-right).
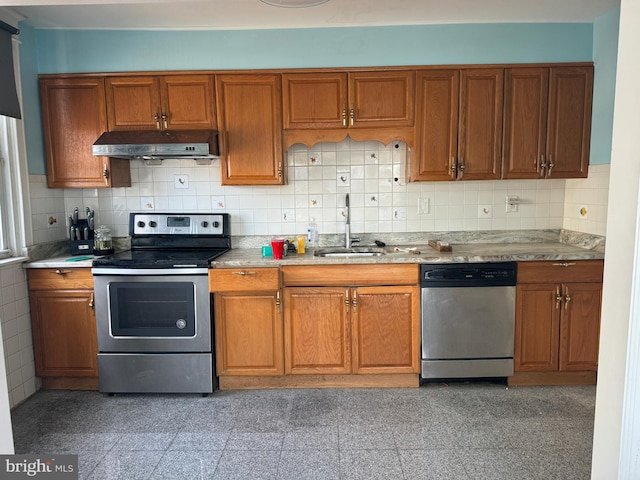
<box><xmin>0</xmin><ymin>35</ymin><xmax>31</xmax><ymax>262</ymax></box>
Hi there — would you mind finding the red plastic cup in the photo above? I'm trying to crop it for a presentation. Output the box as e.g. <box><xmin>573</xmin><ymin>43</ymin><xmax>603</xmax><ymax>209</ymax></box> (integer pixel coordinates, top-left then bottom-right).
<box><xmin>271</xmin><ymin>238</ymin><xmax>285</xmax><ymax>260</ymax></box>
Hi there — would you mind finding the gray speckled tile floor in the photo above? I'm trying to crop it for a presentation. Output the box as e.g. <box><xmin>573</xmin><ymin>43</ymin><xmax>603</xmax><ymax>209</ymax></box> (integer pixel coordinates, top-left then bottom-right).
<box><xmin>10</xmin><ymin>383</ymin><xmax>595</xmax><ymax>479</ymax></box>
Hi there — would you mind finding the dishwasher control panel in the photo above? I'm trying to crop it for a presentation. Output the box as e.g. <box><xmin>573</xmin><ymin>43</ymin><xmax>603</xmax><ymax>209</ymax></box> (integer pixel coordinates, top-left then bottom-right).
<box><xmin>420</xmin><ymin>262</ymin><xmax>517</xmax><ymax>287</ymax></box>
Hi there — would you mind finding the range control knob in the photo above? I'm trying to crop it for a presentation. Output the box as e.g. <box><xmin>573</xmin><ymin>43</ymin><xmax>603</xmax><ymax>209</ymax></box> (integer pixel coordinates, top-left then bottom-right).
<box><xmin>201</xmin><ymin>221</ymin><xmax>209</xmax><ymax>228</ymax></box>
<box><xmin>149</xmin><ymin>221</ymin><xmax>157</xmax><ymax>228</ymax></box>
<box><xmin>137</xmin><ymin>221</ymin><xmax>146</xmax><ymax>228</ymax></box>
<box><xmin>213</xmin><ymin>221</ymin><xmax>220</xmax><ymax>228</ymax></box>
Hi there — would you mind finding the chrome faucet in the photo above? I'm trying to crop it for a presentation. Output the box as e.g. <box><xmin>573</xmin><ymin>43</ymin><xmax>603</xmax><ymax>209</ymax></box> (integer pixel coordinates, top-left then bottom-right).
<box><xmin>345</xmin><ymin>193</ymin><xmax>360</xmax><ymax>248</ymax></box>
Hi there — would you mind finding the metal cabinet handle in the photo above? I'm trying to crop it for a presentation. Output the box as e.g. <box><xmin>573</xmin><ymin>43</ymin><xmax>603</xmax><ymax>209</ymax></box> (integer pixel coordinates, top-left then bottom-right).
<box><xmin>154</xmin><ymin>113</ymin><xmax>160</xmax><ymax>130</ymax></box>
<box><xmin>161</xmin><ymin>112</ymin><xmax>168</xmax><ymax>130</ymax></box>
<box><xmin>555</xmin><ymin>286</ymin><xmax>562</xmax><ymax>309</ymax></box>
<box><xmin>552</xmin><ymin>262</ymin><xmax>577</xmax><ymax>268</ymax></box>
<box><xmin>275</xmin><ymin>290</ymin><xmax>281</xmax><ymax>313</ymax></box>
<box><xmin>342</xmin><ymin>108</ymin><xmax>347</xmax><ymax>127</ymax></box>
<box><xmin>564</xmin><ymin>286</ymin><xmax>571</xmax><ymax>309</ymax></box>
<box><xmin>450</xmin><ymin>157</ymin><xmax>458</xmax><ymax>179</ymax></box>
<box><xmin>277</xmin><ymin>162</ymin><xmax>283</xmax><ymax>180</ymax></box>
<box><xmin>539</xmin><ymin>155</ymin><xmax>547</xmax><ymax>177</ymax></box>
<box><xmin>345</xmin><ymin>289</ymin><xmax>350</xmax><ymax>313</ymax></box>
<box><xmin>352</xmin><ymin>290</ymin><xmax>358</xmax><ymax>313</ymax></box>
<box><xmin>103</xmin><ymin>163</ymin><xmax>110</xmax><ymax>184</ymax></box>
<box><xmin>349</xmin><ymin>107</ymin><xmax>355</xmax><ymax>126</ymax></box>
<box><xmin>89</xmin><ymin>292</ymin><xmax>95</xmax><ymax>310</ymax></box>
<box><xmin>52</xmin><ymin>269</ymin><xmax>72</xmax><ymax>275</ymax></box>
<box><xmin>547</xmin><ymin>155</ymin><xmax>555</xmax><ymax>177</ymax></box>
<box><xmin>458</xmin><ymin>158</ymin><xmax>465</xmax><ymax>180</ymax></box>
<box><xmin>232</xmin><ymin>271</ymin><xmax>257</xmax><ymax>276</ymax></box>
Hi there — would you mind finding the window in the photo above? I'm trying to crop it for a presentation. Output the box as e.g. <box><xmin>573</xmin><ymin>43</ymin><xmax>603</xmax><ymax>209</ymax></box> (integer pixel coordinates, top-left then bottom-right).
<box><xmin>0</xmin><ymin>114</ymin><xmax>27</xmax><ymax>260</ymax></box>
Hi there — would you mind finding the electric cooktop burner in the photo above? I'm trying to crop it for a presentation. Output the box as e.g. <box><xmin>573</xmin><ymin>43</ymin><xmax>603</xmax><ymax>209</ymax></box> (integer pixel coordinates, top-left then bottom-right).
<box><xmin>92</xmin><ymin>213</ymin><xmax>231</xmax><ymax>269</ymax></box>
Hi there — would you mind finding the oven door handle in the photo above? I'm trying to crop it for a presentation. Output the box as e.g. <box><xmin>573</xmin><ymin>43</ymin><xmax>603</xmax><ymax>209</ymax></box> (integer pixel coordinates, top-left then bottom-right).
<box><xmin>92</xmin><ymin>267</ymin><xmax>209</xmax><ymax>276</ymax></box>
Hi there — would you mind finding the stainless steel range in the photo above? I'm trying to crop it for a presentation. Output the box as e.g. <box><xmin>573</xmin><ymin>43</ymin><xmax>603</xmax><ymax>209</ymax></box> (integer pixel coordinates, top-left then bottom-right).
<box><xmin>92</xmin><ymin>212</ymin><xmax>230</xmax><ymax>394</ymax></box>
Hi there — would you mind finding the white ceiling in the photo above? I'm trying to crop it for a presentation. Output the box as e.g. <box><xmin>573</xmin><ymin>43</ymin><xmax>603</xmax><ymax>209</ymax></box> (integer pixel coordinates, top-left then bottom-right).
<box><xmin>3</xmin><ymin>0</ymin><xmax>621</xmax><ymax>30</ymax></box>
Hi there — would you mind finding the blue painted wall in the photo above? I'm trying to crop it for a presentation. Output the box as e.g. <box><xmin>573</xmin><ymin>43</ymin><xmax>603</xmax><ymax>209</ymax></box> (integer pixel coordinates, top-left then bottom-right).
<box><xmin>20</xmin><ymin>21</ymin><xmax>599</xmax><ymax>174</ymax></box>
<box><xmin>590</xmin><ymin>6</ymin><xmax>620</xmax><ymax>165</ymax></box>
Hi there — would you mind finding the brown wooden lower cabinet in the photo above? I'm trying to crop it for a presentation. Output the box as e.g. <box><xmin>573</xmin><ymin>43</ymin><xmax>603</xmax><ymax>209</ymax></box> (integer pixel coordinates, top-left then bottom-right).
<box><xmin>281</xmin><ymin>285</ymin><xmax>420</xmax><ymax>375</ymax></box>
<box><xmin>210</xmin><ymin>264</ymin><xmax>420</xmax><ymax>389</ymax></box>
<box><xmin>28</xmin><ymin>268</ymin><xmax>98</xmax><ymax>390</ymax></box>
<box><xmin>210</xmin><ymin>267</ymin><xmax>283</xmax><ymax>376</ymax></box>
<box><xmin>510</xmin><ymin>260</ymin><xmax>603</xmax><ymax>386</ymax></box>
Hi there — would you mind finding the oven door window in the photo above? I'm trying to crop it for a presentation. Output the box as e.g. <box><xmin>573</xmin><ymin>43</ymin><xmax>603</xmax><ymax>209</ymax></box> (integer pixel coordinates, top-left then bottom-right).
<box><xmin>109</xmin><ymin>282</ymin><xmax>196</xmax><ymax>337</ymax></box>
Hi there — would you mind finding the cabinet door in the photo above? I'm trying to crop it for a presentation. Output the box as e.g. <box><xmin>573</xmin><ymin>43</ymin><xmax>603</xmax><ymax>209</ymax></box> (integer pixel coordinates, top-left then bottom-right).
<box><xmin>282</xmin><ymin>72</ymin><xmax>347</xmax><ymax>129</ymax></box>
<box><xmin>412</xmin><ymin>70</ymin><xmax>459</xmax><ymax>181</ymax></box>
<box><xmin>458</xmin><ymin>68</ymin><xmax>504</xmax><ymax>180</ymax></box>
<box><xmin>30</xmin><ymin>290</ymin><xmax>98</xmax><ymax>377</ymax></box>
<box><xmin>546</xmin><ymin>66</ymin><xmax>593</xmax><ymax>178</ymax></box>
<box><xmin>349</xmin><ymin>71</ymin><xmax>415</xmax><ymax>128</ymax></box>
<box><xmin>352</xmin><ymin>286</ymin><xmax>420</xmax><ymax>374</ymax></box>
<box><xmin>502</xmin><ymin>67</ymin><xmax>549</xmax><ymax>179</ymax></box>
<box><xmin>40</xmin><ymin>77</ymin><xmax>129</xmax><ymax>188</ymax></box>
<box><xmin>284</xmin><ymin>287</ymin><xmax>351</xmax><ymax>375</ymax></box>
<box><xmin>514</xmin><ymin>284</ymin><xmax>560</xmax><ymax>372</ymax></box>
<box><xmin>160</xmin><ymin>75</ymin><xmax>216</xmax><ymax>130</ymax></box>
<box><xmin>214</xmin><ymin>291</ymin><xmax>283</xmax><ymax>376</ymax></box>
<box><xmin>559</xmin><ymin>283</ymin><xmax>601</xmax><ymax>371</ymax></box>
<box><xmin>216</xmin><ymin>74</ymin><xmax>284</xmax><ymax>185</ymax></box>
<box><xmin>106</xmin><ymin>76</ymin><xmax>160</xmax><ymax>131</ymax></box>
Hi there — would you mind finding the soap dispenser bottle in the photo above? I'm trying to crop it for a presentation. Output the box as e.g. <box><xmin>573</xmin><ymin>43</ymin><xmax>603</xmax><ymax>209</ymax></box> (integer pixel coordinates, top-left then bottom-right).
<box><xmin>307</xmin><ymin>218</ymin><xmax>319</xmax><ymax>248</ymax></box>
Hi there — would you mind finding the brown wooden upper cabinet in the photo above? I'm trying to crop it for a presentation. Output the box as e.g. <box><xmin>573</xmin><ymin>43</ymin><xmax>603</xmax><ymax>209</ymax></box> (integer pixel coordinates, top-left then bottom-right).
<box><xmin>215</xmin><ymin>74</ymin><xmax>284</xmax><ymax>185</ymax></box>
<box><xmin>282</xmin><ymin>70</ymin><xmax>415</xmax><ymax>148</ymax></box>
<box><xmin>40</xmin><ymin>77</ymin><xmax>130</xmax><ymax>188</ymax></box>
<box><xmin>282</xmin><ymin>71</ymin><xmax>415</xmax><ymax>130</ymax></box>
<box><xmin>105</xmin><ymin>75</ymin><xmax>215</xmax><ymax>131</ymax></box>
<box><xmin>412</xmin><ymin>68</ymin><xmax>504</xmax><ymax>181</ymax></box>
<box><xmin>502</xmin><ymin>65</ymin><xmax>593</xmax><ymax>179</ymax></box>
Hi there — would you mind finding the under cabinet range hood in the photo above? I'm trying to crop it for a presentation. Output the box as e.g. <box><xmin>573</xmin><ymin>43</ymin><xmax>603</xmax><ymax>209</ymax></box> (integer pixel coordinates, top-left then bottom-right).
<box><xmin>92</xmin><ymin>130</ymin><xmax>219</xmax><ymax>164</ymax></box>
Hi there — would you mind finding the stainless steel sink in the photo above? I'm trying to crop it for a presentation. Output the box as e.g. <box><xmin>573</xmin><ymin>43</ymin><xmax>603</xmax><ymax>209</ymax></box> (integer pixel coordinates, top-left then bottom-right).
<box><xmin>314</xmin><ymin>247</ymin><xmax>386</xmax><ymax>257</ymax></box>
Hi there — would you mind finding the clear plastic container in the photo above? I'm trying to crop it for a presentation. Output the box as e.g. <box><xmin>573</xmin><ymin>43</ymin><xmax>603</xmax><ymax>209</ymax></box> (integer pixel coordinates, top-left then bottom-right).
<box><xmin>93</xmin><ymin>225</ymin><xmax>114</xmax><ymax>255</ymax></box>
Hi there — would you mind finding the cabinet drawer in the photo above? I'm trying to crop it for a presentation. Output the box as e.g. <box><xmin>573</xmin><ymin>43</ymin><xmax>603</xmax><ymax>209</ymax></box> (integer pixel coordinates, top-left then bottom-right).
<box><xmin>28</xmin><ymin>268</ymin><xmax>94</xmax><ymax>290</ymax></box>
<box><xmin>282</xmin><ymin>264</ymin><xmax>419</xmax><ymax>287</ymax></box>
<box><xmin>517</xmin><ymin>260</ymin><xmax>603</xmax><ymax>284</ymax></box>
<box><xmin>209</xmin><ymin>268</ymin><xmax>280</xmax><ymax>292</ymax></box>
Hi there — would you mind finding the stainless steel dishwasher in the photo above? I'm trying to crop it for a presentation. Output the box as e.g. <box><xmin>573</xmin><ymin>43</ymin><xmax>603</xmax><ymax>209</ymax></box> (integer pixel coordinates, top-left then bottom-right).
<box><xmin>420</xmin><ymin>262</ymin><xmax>517</xmax><ymax>380</ymax></box>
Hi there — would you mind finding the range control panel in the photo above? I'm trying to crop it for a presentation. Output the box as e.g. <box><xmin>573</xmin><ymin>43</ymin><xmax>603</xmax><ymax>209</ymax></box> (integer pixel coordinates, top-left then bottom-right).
<box><xmin>131</xmin><ymin>213</ymin><xmax>227</xmax><ymax>236</ymax></box>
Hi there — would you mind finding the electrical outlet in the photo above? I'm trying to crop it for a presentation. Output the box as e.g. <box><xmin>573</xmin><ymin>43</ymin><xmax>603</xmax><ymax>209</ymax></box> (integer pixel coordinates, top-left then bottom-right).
<box><xmin>505</xmin><ymin>195</ymin><xmax>519</xmax><ymax>213</ymax></box>
<box><xmin>478</xmin><ymin>205</ymin><xmax>493</xmax><ymax>218</ymax></box>
<box><xmin>418</xmin><ymin>196</ymin><xmax>430</xmax><ymax>214</ymax></box>
<box><xmin>282</xmin><ymin>209</ymin><xmax>296</xmax><ymax>222</ymax></box>
<box><xmin>394</xmin><ymin>207</ymin><xmax>407</xmax><ymax>220</ymax></box>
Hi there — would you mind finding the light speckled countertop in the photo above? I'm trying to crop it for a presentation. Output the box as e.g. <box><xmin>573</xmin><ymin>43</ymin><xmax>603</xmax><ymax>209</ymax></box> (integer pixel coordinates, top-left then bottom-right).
<box><xmin>24</xmin><ymin>237</ymin><xmax>604</xmax><ymax>269</ymax></box>
<box><xmin>211</xmin><ymin>241</ymin><xmax>604</xmax><ymax>268</ymax></box>
<box><xmin>24</xmin><ymin>255</ymin><xmax>98</xmax><ymax>269</ymax></box>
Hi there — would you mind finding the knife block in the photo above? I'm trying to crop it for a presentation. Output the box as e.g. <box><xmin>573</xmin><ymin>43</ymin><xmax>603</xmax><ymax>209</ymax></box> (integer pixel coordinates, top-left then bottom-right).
<box><xmin>69</xmin><ymin>219</ymin><xmax>94</xmax><ymax>255</ymax></box>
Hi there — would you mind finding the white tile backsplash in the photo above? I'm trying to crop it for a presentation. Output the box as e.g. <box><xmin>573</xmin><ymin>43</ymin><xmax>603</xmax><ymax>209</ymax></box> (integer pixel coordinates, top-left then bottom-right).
<box><xmin>0</xmin><ymin>263</ymin><xmax>38</xmax><ymax>408</ymax></box>
<box><xmin>29</xmin><ymin>140</ymin><xmax>609</xmax><ymax>243</ymax></box>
